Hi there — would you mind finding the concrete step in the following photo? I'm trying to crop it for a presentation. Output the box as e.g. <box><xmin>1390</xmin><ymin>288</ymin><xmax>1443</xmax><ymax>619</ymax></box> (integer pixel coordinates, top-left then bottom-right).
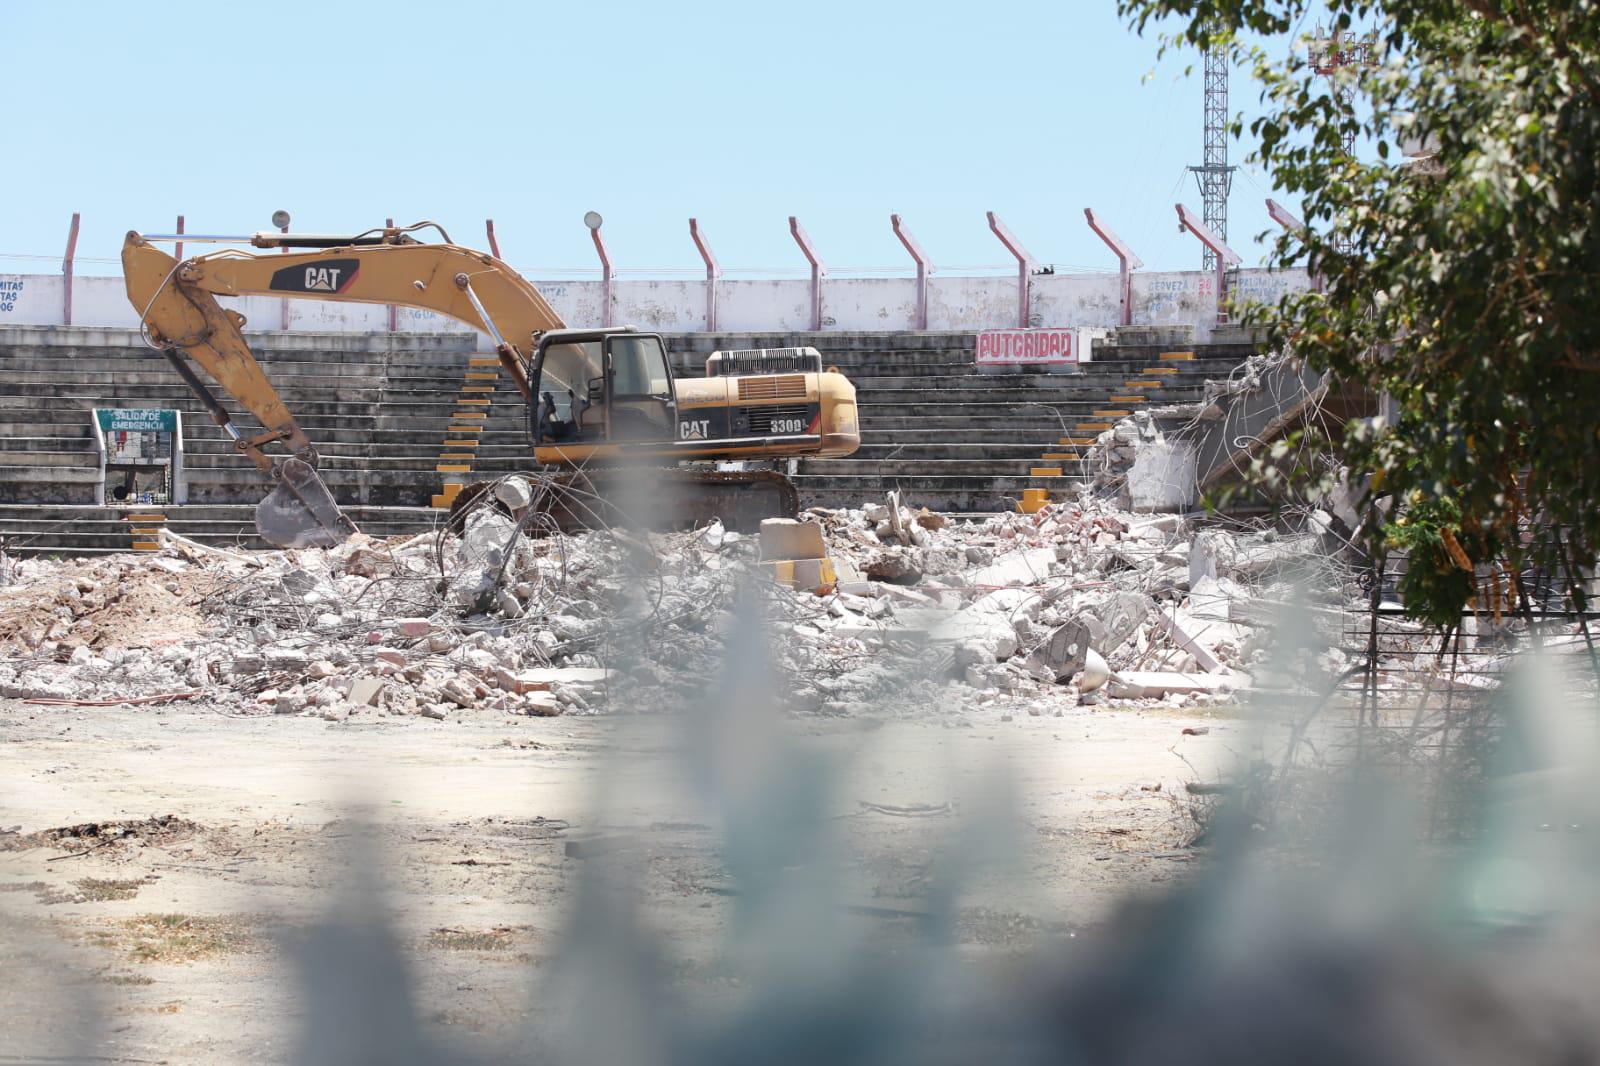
<box><xmin>0</xmin><ymin>395</ymin><xmax>526</xmax><ymax>420</ymax></box>
<box><xmin>852</xmin><ymin>391</ymin><xmax>1170</xmax><ymax>407</ymax></box>
<box><xmin>849</xmin><ymin>443</ymin><xmax>1070</xmax><ymax>460</ymax></box>
<box><xmin>794</xmin><ymin>458</ymin><xmax>1086</xmax><ymax>476</ymax></box>
<box><xmin>792</xmin><ymin>475</ymin><xmax>1084</xmax><ymax>513</ymax></box>
<box><xmin>858</xmin><ymin>429</ymin><xmax>1103</xmax><ymax>445</ymax></box>
<box><xmin>0</xmin><ymin>503</ymin><xmax>446</xmax><ymax>555</ymax></box>
<box><xmin>854</xmin><ymin>400</ymin><xmax>1201</xmax><ymax>419</ymax></box>
<box><xmin>0</xmin><ymin>382</ymin><xmax>522</xmax><ymax>404</ymax></box>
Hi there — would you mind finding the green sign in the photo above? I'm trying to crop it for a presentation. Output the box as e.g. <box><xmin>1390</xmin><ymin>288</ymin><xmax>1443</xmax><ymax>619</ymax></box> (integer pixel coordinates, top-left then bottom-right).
<box><xmin>95</xmin><ymin>408</ymin><xmax>177</xmax><ymax>433</ymax></box>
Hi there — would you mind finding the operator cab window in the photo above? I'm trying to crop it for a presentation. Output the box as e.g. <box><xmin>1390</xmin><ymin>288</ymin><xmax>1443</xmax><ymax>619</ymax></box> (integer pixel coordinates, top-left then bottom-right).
<box><xmin>608</xmin><ymin>335</ymin><xmax>672</xmax><ymax>398</ymax></box>
<box><xmin>536</xmin><ymin>341</ymin><xmax>603</xmax><ymax>442</ymax></box>
<box><xmin>605</xmin><ymin>335</ymin><xmax>674</xmax><ymax>440</ymax></box>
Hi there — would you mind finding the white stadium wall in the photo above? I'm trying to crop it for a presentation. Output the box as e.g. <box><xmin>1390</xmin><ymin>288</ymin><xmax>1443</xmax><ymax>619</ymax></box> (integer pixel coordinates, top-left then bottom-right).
<box><xmin>0</xmin><ymin>268</ymin><xmax>1310</xmax><ymax>336</ymax></box>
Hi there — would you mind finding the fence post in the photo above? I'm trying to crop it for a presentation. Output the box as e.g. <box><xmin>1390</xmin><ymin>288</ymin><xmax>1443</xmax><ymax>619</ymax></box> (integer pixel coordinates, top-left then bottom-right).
<box><xmin>585</xmin><ymin>212</ymin><xmax>612</xmax><ymax>328</ymax></box>
<box><xmin>689</xmin><ymin>218</ymin><xmax>721</xmax><ymax>333</ymax></box>
<box><xmin>279</xmin><ymin>222</ymin><xmax>290</xmax><ymax>331</ymax></box>
<box><xmin>174</xmin><ymin>214</ymin><xmax>185</xmax><ymax>264</ymax></box>
<box><xmin>61</xmin><ymin>212</ymin><xmax>81</xmax><ymax>326</ymax></box>
<box><xmin>1083</xmin><ymin>208</ymin><xmax>1143</xmax><ymax>327</ymax></box>
<box><xmin>1265</xmin><ymin>198</ymin><xmax>1321</xmax><ymax>293</ymax></box>
<box><xmin>986</xmin><ymin>211</ymin><xmax>1037</xmax><ymax>328</ymax></box>
<box><xmin>890</xmin><ymin>214</ymin><xmax>932</xmax><ymax>330</ymax></box>
<box><xmin>788</xmin><ymin>216</ymin><xmax>826</xmax><ymax>332</ymax></box>
<box><xmin>1175</xmin><ymin>203</ymin><xmax>1241</xmax><ymax>325</ymax></box>
<box><xmin>385</xmin><ymin>217</ymin><xmax>398</xmax><ymax>332</ymax></box>
<box><xmin>485</xmin><ymin>218</ymin><xmax>501</xmax><ymax>259</ymax></box>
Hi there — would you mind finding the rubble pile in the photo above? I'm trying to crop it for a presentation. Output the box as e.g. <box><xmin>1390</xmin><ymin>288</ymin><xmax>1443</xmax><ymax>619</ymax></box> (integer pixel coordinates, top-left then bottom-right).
<box><xmin>0</xmin><ymin>505</ymin><xmax>749</xmax><ymax>720</ymax></box>
<box><xmin>808</xmin><ymin>496</ymin><xmax>1345</xmax><ymax>707</ymax></box>
<box><xmin>0</xmin><ymin>478</ymin><xmax>1347</xmax><ymax>721</ymax></box>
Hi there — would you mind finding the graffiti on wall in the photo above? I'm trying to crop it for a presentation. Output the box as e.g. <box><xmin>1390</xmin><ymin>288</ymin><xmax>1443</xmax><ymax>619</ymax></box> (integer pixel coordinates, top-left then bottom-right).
<box><xmin>1231</xmin><ymin>270</ymin><xmax>1308</xmax><ymax>308</ymax></box>
<box><xmin>1140</xmin><ymin>277</ymin><xmax>1195</xmax><ymax>321</ymax></box>
<box><xmin>0</xmin><ymin>278</ymin><xmax>22</xmax><ymax>314</ymax></box>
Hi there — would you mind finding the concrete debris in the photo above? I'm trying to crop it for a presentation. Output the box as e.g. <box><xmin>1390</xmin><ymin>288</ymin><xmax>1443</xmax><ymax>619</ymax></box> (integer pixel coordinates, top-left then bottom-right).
<box><xmin>758</xmin><ymin>517</ymin><xmax>827</xmax><ymax>562</ymax></box>
<box><xmin>0</xmin><ymin>479</ymin><xmax>1363</xmax><ymax>721</ymax></box>
<box><xmin>493</xmin><ymin>476</ymin><xmax>534</xmax><ymax>512</ymax></box>
<box><xmin>1104</xmin><ymin>671</ymin><xmax>1236</xmax><ymax>700</ymax></box>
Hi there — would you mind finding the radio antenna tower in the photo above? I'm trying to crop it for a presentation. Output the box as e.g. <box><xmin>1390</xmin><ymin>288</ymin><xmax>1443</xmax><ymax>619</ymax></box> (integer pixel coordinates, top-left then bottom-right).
<box><xmin>1188</xmin><ymin>33</ymin><xmax>1235</xmax><ymax>270</ymax></box>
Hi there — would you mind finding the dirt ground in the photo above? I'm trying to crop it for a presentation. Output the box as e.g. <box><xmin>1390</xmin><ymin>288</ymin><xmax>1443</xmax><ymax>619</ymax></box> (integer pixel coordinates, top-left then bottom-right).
<box><xmin>0</xmin><ymin>694</ymin><xmax>1229</xmax><ymax>1063</ymax></box>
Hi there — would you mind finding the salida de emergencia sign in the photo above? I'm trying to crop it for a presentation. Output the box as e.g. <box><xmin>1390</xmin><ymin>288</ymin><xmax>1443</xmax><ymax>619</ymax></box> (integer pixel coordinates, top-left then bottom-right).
<box><xmin>974</xmin><ymin>328</ymin><xmax>1077</xmax><ymax>366</ymax></box>
<box><xmin>95</xmin><ymin>408</ymin><xmax>178</xmax><ymax>433</ymax></box>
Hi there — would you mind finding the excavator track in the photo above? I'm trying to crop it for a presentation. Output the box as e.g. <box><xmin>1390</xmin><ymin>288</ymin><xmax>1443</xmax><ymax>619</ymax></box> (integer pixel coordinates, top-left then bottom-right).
<box><xmin>447</xmin><ymin>467</ymin><xmax>799</xmax><ymax>535</ymax></box>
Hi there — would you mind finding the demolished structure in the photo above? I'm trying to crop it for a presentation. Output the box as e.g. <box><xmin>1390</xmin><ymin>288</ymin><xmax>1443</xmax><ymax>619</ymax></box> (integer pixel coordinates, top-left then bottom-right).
<box><xmin>0</xmin><ymin>473</ymin><xmax>1358</xmax><ymax>720</ymax></box>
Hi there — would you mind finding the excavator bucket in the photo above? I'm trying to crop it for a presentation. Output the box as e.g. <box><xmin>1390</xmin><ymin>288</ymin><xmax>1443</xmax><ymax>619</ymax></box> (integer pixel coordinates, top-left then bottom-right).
<box><xmin>254</xmin><ymin>458</ymin><xmax>360</xmax><ymax>549</ymax></box>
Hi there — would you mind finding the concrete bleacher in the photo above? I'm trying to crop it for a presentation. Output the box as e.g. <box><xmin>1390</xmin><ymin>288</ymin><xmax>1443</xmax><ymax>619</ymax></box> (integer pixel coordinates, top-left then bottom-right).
<box><xmin>0</xmin><ymin>325</ymin><xmax>1257</xmax><ymax>555</ymax></box>
<box><xmin>669</xmin><ymin>331</ymin><xmax>1256</xmax><ymax>512</ymax></box>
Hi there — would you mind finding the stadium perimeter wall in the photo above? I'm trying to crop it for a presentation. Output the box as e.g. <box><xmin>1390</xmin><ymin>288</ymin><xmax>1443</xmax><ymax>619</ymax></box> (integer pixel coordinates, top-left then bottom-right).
<box><xmin>0</xmin><ymin>268</ymin><xmax>1307</xmax><ymax>337</ymax></box>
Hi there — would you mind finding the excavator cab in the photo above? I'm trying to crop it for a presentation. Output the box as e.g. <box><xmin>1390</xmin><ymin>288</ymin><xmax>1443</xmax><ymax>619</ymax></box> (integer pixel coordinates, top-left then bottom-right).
<box><xmin>530</xmin><ymin>328</ymin><xmax>677</xmax><ymax>448</ymax></box>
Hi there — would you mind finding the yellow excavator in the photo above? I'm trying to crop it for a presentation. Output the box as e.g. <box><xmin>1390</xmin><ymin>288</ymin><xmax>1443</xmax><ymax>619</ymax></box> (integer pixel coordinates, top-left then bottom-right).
<box><xmin>122</xmin><ymin>222</ymin><xmax>859</xmax><ymax>548</ymax></box>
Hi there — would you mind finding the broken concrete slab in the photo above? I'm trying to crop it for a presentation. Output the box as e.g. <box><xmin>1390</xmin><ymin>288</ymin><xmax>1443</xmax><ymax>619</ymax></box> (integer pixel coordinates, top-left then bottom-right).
<box><xmin>968</xmin><ymin>547</ymin><xmax>1056</xmax><ymax>588</ymax></box>
<box><xmin>521</xmin><ymin>691</ymin><xmax>563</xmax><ymax>716</ymax></box>
<box><xmin>1105</xmin><ymin>671</ymin><xmax>1234</xmax><ymax>699</ymax></box>
<box><xmin>1127</xmin><ymin>439</ymin><xmax>1198</xmax><ymax>512</ymax></box>
<box><xmin>1032</xmin><ymin>620</ymin><xmax>1092</xmax><ymax>680</ymax></box>
<box><xmin>348</xmin><ymin>677</ymin><xmax>384</xmax><ymax>706</ymax></box>
<box><xmin>517</xmin><ymin>667</ymin><xmax>610</xmax><ymax>686</ymax></box>
<box><xmin>1151</xmin><ymin>610</ymin><xmax>1224</xmax><ymax>673</ymax></box>
<box><xmin>1083</xmin><ymin>591</ymin><xmax>1151</xmax><ymax>655</ymax></box>
<box><xmin>759</xmin><ymin>518</ymin><xmax>827</xmax><ymax>561</ymax></box>
<box><xmin>865</xmin><ymin>551</ymin><xmax>922</xmax><ymax>584</ymax></box>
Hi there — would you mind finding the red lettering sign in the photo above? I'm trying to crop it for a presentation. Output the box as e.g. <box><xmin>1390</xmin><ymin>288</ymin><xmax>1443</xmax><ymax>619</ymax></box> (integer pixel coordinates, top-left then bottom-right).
<box><xmin>974</xmin><ymin>329</ymin><xmax>1077</xmax><ymax>366</ymax></box>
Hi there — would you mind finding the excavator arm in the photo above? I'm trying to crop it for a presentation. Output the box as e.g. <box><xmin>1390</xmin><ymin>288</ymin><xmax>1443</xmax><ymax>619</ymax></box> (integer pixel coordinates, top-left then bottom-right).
<box><xmin>122</xmin><ymin>227</ymin><xmax>566</xmax><ymax>547</ymax></box>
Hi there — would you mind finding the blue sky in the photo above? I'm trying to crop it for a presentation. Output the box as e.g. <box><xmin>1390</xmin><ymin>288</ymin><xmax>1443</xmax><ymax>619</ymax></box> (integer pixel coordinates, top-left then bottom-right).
<box><xmin>0</xmin><ymin>1</ymin><xmax>1302</xmax><ymax>278</ymax></box>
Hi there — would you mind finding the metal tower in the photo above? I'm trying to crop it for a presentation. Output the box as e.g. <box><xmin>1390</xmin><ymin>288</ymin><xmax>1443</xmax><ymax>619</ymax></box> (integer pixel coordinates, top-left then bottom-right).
<box><xmin>1310</xmin><ymin>26</ymin><xmax>1377</xmax><ymax>254</ymax></box>
<box><xmin>1189</xmin><ymin>39</ymin><xmax>1235</xmax><ymax>270</ymax></box>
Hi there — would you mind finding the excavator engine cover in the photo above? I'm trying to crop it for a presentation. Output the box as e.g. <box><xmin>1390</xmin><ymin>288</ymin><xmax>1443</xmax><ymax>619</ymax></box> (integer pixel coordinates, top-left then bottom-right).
<box><xmin>256</xmin><ymin>458</ymin><xmax>360</xmax><ymax>549</ymax></box>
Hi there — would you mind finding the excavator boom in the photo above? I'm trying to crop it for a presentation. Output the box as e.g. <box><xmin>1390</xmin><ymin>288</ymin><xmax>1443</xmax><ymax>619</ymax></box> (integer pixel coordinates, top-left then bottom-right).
<box><xmin>123</xmin><ymin>228</ymin><xmax>563</xmax><ymax>546</ymax></box>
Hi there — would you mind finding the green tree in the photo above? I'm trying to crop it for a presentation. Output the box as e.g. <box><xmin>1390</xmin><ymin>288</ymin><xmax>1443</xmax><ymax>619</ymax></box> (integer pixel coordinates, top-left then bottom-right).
<box><xmin>1118</xmin><ymin>0</ymin><xmax>1600</xmax><ymax>623</ymax></box>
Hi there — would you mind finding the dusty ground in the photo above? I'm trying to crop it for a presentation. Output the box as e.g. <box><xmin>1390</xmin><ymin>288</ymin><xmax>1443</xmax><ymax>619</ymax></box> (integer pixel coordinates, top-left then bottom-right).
<box><xmin>0</xmin><ymin>694</ymin><xmax>1229</xmax><ymax>1063</ymax></box>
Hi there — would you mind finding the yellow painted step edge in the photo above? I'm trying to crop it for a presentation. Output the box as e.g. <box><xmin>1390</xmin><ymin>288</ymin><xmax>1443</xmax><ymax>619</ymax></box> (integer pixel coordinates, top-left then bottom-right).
<box><xmin>437</xmin><ymin>464</ymin><xmax>472</xmax><ymax>473</ymax></box>
<box><xmin>1093</xmin><ymin>409</ymin><xmax>1131</xmax><ymax>418</ymax></box>
<box><xmin>131</xmin><ymin>540</ymin><xmax>161</xmax><ymax>551</ymax></box>
<box><xmin>1109</xmin><ymin>395</ymin><xmax>1146</xmax><ymax>404</ymax></box>
<box><xmin>1161</xmin><ymin>350</ymin><xmax>1196</xmax><ymax>360</ymax></box>
<box><xmin>468</xmin><ymin>356</ymin><xmax>501</xmax><ymax>366</ymax></box>
<box><xmin>442</xmin><ymin>439</ymin><xmax>479</xmax><ymax>448</ymax></box>
<box><xmin>1040</xmin><ymin>452</ymin><xmax>1077</xmax><ymax>460</ymax></box>
<box><xmin>1077</xmin><ymin>422</ymin><xmax>1113</xmax><ymax>431</ymax></box>
<box><xmin>1030</xmin><ymin>467</ymin><xmax>1064</xmax><ymax>478</ymax></box>
<box><xmin>439</xmin><ymin>452</ymin><xmax>476</xmax><ymax>460</ymax></box>
<box><xmin>1018</xmin><ymin>488</ymin><xmax>1051</xmax><ymax>514</ymax></box>
<box><xmin>465</xmin><ymin>371</ymin><xmax>499</xmax><ymax>379</ymax></box>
